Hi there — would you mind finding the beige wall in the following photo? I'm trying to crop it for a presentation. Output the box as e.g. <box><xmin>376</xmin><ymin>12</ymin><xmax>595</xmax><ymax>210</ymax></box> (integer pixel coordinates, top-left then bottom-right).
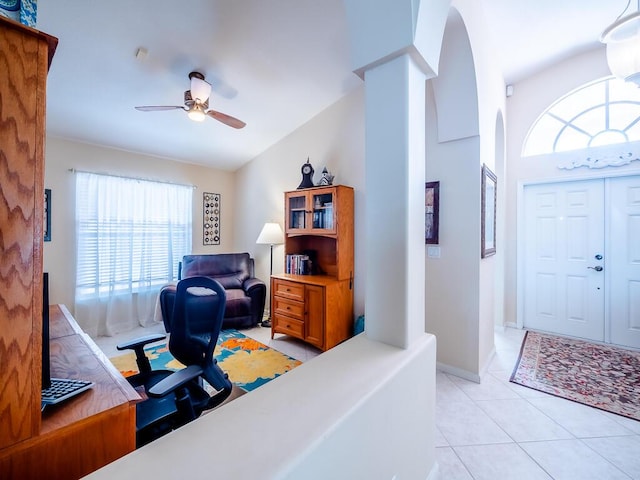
<box><xmin>43</xmin><ymin>137</ymin><xmax>236</xmax><ymax>313</ymax></box>
<box><xmin>234</xmin><ymin>86</ymin><xmax>366</xmax><ymax>318</ymax></box>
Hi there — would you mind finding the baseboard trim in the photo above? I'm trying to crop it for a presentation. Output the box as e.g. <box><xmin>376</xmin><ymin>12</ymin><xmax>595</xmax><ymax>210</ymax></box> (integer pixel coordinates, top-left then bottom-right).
<box><xmin>425</xmin><ymin>461</ymin><xmax>439</xmax><ymax>480</ymax></box>
<box><xmin>436</xmin><ymin>362</ymin><xmax>481</xmax><ymax>383</ymax></box>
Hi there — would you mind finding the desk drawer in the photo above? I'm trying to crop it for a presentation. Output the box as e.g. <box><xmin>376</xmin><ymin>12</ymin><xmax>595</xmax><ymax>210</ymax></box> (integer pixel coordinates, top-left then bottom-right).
<box><xmin>273</xmin><ymin>314</ymin><xmax>304</xmax><ymax>338</ymax></box>
<box><xmin>273</xmin><ymin>279</ymin><xmax>304</xmax><ymax>301</ymax></box>
<box><xmin>273</xmin><ymin>296</ymin><xmax>304</xmax><ymax>320</ymax></box>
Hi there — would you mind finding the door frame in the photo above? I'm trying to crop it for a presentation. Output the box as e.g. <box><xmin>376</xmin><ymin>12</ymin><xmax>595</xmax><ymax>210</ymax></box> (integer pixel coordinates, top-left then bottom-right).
<box><xmin>516</xmin><ymin>170</ymin><xmax>637</xmax><ymax>342</ymax></box>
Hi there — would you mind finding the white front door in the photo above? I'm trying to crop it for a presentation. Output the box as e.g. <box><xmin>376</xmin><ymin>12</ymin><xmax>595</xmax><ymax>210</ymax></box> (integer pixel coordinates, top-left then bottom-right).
<box><xmin>523</xmin><ymin>180</ymin><xmax>605</xmax><ymax>341</ymax></box>
<box><xmin>609</xmin><ymin>176</ymin><xmax>640</xmax><ymax>349</ymax></box>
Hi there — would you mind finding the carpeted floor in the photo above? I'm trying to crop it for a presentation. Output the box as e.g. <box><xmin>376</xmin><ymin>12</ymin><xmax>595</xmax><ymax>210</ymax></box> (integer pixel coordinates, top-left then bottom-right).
<box><xmin>510</xmin><ymin>330</ymin><xmax>640</xmax><ymax>421</ymax></box>
<box><xmin>110</xmin><ymin>329</ymin><xmax>302</xmax><ymax>392</ymax></box>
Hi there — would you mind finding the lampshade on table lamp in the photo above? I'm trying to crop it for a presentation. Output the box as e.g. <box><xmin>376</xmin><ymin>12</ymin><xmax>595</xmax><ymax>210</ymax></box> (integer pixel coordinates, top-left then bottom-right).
<box><xmin>256</xmin><ymin>222</ymin><xmax>284</xmax><ymax>327</ymax></box>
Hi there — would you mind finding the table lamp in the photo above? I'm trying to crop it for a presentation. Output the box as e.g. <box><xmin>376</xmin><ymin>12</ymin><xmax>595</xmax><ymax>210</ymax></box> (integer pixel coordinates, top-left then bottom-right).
<box><xmin>256</xmin><ymin>222</ymin><xmax>284</xmax><ymax>327</ymax></box>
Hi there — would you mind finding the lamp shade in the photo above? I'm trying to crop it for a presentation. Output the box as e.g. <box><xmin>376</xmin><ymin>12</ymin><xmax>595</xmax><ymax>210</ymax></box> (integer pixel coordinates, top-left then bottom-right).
<box><xmin>605</xmin><ymin>35</ymin><xmax>640</xmax><ymax>85</ymax></box>
<box><xmin>256</xmin><ymin>222</ymin><xmax>284</xmax><ymax>245</ymax></box>
<box><xmin>190</xmin><ymin>75</ymin><xmax>212</xmax><ymax>103</ymax></box>
<box><xmin>601</xmin><ymin>11</ymin><xmax>640</xmax><ymax>86</ymax></box>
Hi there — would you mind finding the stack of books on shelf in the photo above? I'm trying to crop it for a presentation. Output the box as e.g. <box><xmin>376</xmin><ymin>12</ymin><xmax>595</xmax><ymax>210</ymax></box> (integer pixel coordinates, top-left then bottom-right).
<box><xmin>286</xmin><ymin>254</ymin><xmax>310</xmax><ymax>275</ymax></box>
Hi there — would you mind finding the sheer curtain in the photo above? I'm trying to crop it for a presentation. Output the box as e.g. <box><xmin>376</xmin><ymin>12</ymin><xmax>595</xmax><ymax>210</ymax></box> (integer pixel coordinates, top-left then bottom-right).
<box><xmin>74</xmin><ymin>172</ymin><xmax>192</xmax><ymax>337</ymax></box>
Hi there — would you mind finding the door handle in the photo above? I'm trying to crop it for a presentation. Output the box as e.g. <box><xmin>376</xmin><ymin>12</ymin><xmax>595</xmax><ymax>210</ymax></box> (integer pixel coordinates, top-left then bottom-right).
<box><xmin>588</xmin><ymin>266</ymin><xmax>603</xmax><ymax>272</ymax></box>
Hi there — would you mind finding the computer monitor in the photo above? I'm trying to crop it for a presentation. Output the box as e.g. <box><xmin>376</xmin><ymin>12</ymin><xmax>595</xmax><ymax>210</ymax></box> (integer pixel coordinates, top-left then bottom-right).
<box><xmin>42</xmin><ymin>272</ymin><xmax>51</xmax><ymax>390</ymax></box>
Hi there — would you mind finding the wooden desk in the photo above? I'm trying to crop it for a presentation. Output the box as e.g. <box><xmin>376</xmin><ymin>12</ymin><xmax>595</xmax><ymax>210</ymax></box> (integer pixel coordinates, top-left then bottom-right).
<box><xmin>0</xmin><ymin>305</ymin><xmax>140</xmax><ymax>479</ymax></box>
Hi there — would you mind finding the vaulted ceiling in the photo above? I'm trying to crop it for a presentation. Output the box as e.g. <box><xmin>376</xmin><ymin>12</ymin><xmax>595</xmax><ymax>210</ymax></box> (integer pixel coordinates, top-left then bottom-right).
<box><xmin>35</xmin><ymin>0</ymin><xmax>629</xmax><ymax>171</ymax></box>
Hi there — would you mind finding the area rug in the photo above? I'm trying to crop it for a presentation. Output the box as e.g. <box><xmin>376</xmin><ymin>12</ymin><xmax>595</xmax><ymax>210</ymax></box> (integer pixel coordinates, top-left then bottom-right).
<box><xmin>510</xmin><ymin>331</ymin><xmax>640</xmax><ymax>421</ymax></box>
<box><xmin>110</xmin><ymin>329</ymin><xmax>302</xmax><ymax>392</ymax></box>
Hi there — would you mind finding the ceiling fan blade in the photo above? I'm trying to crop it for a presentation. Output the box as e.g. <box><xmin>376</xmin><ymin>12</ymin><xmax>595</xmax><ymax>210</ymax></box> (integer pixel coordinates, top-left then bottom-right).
<box><xmin>135</xmin><ymin>106</ymin><xmax>185</xmax><ymax>112</ymax></box>
<box><xmin>206</xmin><ymin>109</ymin><xmax>246</xmax><ymax>129</ymax></box>
<box><xmin>190</xmin><ymin>76</ymin><xmax>212</xmax><ymax>103</ymax></box>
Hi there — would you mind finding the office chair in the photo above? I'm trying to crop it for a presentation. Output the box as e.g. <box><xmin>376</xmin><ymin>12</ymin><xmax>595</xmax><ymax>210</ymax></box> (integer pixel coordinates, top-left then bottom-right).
<box><xmin>117</xmin><ymin>276</ymin><xmax>233</xmax><ymax>447</ymax></box>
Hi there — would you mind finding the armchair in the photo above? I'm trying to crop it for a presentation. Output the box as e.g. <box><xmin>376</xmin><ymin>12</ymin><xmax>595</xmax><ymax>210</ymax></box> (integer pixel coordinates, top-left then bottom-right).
<box><xmin>118</xmin><ymin>276</ymin><xmax>233</xmax><ymax>447</ymax></box>
<box><xmin>160</xmin><ymin>253</ymin><xmax>266</xmax><ymax>330</ymax></box>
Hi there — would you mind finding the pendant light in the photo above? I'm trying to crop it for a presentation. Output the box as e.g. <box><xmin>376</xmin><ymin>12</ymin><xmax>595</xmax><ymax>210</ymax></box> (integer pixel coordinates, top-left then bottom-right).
<box><xmin>600</xmin><ymin>0</ymin><xmax>640</xmax><ymax>85</ymax></box>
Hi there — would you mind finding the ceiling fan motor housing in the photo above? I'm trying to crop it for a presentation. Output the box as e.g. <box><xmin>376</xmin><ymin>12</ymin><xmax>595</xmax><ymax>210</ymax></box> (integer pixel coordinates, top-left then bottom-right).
<box><xmin>184</xmin><ymin>90</ymin><xmax>209</xmax><ymax>109</ymax></box>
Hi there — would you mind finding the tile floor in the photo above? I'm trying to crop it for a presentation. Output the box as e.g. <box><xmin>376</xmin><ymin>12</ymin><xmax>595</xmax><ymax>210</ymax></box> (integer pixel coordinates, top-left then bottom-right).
<box><xmin>436</xmin><ymin>327</ymin><xmax>640</xmax><ymax>480</ymax></box>
<box><xmin>94</xmin><ymin>325</ymin><xmax>640</xmax><ymax>480</ymax></box>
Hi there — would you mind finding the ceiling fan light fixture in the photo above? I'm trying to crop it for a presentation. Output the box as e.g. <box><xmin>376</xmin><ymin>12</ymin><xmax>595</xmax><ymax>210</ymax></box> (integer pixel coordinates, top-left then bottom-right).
<box><xmin>189</xmin><ymin>74</ymin><xmax>212</xmax><ymax>103</ymax></box>
<box><xmin>135</xmin><ymin>71</ymin><xmax>245</xmax><ymax>128</ymax></box>
<box><xmin>187</xmin><ymin>104</ymin><xmax>206</xmax><ymax>122</ymax></box>
<box><xmin>601</xmin><ymin>7</ymin><xmax>640</xmax><ymax>86</ymax></box>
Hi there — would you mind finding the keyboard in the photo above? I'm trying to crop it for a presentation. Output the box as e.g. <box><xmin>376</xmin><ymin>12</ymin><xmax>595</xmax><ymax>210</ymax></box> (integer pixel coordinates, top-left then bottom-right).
<box><xmin>41</xmin><ymin>378</ymin><xmax>94</xmax><ymax>406</ymax></box>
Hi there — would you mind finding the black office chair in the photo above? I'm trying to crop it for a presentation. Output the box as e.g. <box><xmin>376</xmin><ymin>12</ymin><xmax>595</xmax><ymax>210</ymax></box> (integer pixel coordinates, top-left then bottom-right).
<box><xmin>117</xmin><ymin>276</ymin><xmax>233</xmax><ymax>447</ymax></box>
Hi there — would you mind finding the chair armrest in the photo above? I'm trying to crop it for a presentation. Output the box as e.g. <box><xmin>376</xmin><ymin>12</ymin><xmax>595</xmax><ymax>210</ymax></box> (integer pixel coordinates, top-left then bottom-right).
<box><xmin>243</xmin><ymin>277</ymin><xmax>265</xmax><ymax>294</ymax></box>
<box><xmin>147</xmin><ymin>365</ymin><xmax>204</xmax><ymax>397</ymax></box>
<box><xmin>116</xmin><ymin>333</ymin><xmax>167</xmax><ymax>374</ymax></box>
<box><xmin>116</xmin><ymin>333</ymin><xmax>167</xmax><ymax>351</ymax></box>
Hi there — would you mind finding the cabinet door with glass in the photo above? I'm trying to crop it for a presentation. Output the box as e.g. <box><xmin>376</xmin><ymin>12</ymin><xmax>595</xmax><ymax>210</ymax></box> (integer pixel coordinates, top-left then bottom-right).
<box><xmin>285</xmin><ymin>187</ymin><xmax>336</xmax><ymax>234</ymax></box>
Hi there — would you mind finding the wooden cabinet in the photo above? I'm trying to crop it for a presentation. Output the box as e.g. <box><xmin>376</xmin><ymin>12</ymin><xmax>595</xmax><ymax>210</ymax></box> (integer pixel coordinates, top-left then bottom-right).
<box><xmin>272</xmin><ymin>185</ymin><xmax>354</xmax><ymax>351</ymax></box>
<box><xmin>0</xmin><ymin>16</ymin><xmax>57</xmax><ymax>452</ymax></box>
<box><xmin>0</xmin><ymin>18</ymin><xmax>137</xmax><ymax>479</ymax></box>
<box><xmin>285</xmin><ymin>187</ymin><xmax>338</xmax><ymax>235</ymax></box>
<box><xmin>0</xmin><ymin>306</ymin><xmax>139</xmax><ymax>479</ymax></box>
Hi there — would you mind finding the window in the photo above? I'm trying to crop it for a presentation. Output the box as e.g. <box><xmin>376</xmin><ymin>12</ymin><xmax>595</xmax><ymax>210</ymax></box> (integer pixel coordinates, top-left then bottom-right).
<box><xmin>523</xmin><ymin>77</ymin><xmax>640</xmax><ymax>156</ymax></box>
<box><xmin>75</xmin><ymin>172</ymin><xmax>192</xmax><ymax>299</ymax></box>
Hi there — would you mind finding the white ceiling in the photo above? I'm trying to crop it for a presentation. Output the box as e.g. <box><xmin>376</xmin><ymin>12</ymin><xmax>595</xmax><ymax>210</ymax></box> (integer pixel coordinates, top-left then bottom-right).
<box><xmin>35</xmin><ymin>0</ymin><xmax>630</xmax><ymax>171</ymax></box>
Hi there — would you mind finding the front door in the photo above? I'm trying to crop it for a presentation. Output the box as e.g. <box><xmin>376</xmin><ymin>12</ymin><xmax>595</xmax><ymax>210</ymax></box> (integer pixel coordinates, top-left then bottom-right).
<box><xmin>609</xmin><ymin>176</ymin><xmax>640</xmax><ymax>349</ymax></box>
<box><xmin>523</xmin><ymin>179</ymin><xmax>605</xmax><ymax>341</ymax></box>
<box><xmin>523</xmin><ymin>175</ymin><xmax>640</xmax><ymax>349</ymax></box>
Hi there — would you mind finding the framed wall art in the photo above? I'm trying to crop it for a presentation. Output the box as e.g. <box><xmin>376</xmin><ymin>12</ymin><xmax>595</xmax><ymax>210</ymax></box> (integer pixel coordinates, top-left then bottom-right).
<box><xmin>425</xmin><ymin>181</ymin><xmax>440</xmax><ymax>244</ymax></box>
<box><xmin>44</xmin><ymin>188</ymin><xmax>51</xmax><ymax>242</ymax></box>
<box><xmin>481</xmin><ymin>164</ymin><xmax>496</xmax><ymax>258</ymax></box>
<box><xmin>203</xmin><ymin>192</ymin><xmax>220</xmax><ymax>245</ymax></box>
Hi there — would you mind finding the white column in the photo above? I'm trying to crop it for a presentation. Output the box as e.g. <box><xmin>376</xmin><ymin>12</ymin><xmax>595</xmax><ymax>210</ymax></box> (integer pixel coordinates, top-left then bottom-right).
<box><xmin>364</xmin><ymin>53</ymin><xmax>427</xmax><ymax>348</ymax></box>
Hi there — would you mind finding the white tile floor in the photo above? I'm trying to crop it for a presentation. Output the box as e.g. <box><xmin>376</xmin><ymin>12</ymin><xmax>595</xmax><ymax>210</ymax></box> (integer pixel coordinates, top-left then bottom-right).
<box><xmin>94</xmin><ymin>325</ymin><xmax>640</xmax><ymax>480</ymax></box>
<box><xmin>436</xmin><ymin>327</ymin><xmax>640</xmax><ymax>480</ymax></box>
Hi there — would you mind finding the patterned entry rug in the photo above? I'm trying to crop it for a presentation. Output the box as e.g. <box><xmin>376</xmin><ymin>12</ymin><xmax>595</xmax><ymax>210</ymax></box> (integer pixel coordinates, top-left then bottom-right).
<box><xmin>510</xmin><ymin>331</ymin><xmax>640</xmax><ymax>421</ymax></box>
<box><xmin>110</xmin><ymin>329</ymin><xmax>302</xmax><ymax>392</ymax></box>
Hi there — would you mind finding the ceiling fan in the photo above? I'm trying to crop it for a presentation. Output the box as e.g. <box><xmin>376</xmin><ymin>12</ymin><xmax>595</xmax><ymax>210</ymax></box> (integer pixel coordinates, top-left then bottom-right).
<box><xmin>135</xmin><ymin>71</ymin><xmax>246</xmax><ymax>129</ymax></box>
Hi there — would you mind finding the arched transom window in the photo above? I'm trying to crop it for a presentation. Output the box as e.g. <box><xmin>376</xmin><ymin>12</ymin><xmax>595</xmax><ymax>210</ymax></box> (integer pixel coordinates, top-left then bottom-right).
<box><xmin>523</xmin><ymin>77</ymin><xmax>640</xmax><ymax>157</ymax></box>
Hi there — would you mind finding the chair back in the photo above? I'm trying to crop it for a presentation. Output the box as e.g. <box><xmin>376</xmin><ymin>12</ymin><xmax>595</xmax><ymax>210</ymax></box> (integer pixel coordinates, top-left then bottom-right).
<box><xmin>169</xmin><ymin>276</ymin><xmax>226</xmax><ymax>368</ymax></box>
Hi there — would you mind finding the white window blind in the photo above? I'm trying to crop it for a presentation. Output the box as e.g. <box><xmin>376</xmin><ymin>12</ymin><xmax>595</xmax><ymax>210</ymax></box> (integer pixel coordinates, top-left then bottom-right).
<box><xmin>75</xmin><ymin>172</ymin><xmax>192</xmax><ymax>300</ymax></box>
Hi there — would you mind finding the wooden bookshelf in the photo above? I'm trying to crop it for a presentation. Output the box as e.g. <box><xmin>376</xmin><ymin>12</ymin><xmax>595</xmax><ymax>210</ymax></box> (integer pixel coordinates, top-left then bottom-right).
<box><xmin>271</xmin><ymin>185</ymin><xmax>354</xmax><ymax>351</ymax></box>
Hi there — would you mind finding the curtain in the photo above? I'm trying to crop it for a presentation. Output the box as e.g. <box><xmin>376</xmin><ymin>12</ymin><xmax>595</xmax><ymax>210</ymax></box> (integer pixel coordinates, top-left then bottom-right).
<box><xmin>74</xmin><ymin>172</ymin><xmax>192</xmax><ymax>337</ymax></box>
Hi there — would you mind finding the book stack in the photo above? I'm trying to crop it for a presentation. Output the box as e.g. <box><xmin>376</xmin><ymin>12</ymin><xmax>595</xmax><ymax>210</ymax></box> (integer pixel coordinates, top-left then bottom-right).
<box><xmin>286</xmin><ymin>254</ymin><xmax>310</xmax><ymax>275</ymax></box>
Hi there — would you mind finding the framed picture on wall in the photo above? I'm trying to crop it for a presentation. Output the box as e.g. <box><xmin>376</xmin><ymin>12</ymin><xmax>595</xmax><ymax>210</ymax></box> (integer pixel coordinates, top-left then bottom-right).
<box><xmin>481</xmin><ymin>164</ymin><xmax>496</xmax><ymax>258</ymax></box>
<box><xmin>425</xmin><ymin>181</ymin><xmax>440</xmax><ymax>244</ymax></box>
<box><xmin>203</xmin><ymin>192</ymin><xmax>221</xmax><ymax>245</ymax></box>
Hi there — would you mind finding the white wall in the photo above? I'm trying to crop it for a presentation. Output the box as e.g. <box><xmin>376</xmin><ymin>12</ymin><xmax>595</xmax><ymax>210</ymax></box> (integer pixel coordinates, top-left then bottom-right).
<box><xmin>86</xmin><ymin>333</ymin><xmax>437</xmax><ymax>480</ymax></box>
<box><xmin>234</xmin><ymin>87</ymin><xmax>366</xmax><ymax>318</ymax></box>
<box><xmin>423</xmin><ymin>0</ymin><xmax>505</xmax><ymax>380</ymax></box>
<box><xmin>43</xmin><ymin>137</ymin><xmax>236</xmax><ymax>315</ymax></box>
<box><xmin>504</xmin><ymin>47</ymin><xmax>640</xmax><ymax>327</ymax></box>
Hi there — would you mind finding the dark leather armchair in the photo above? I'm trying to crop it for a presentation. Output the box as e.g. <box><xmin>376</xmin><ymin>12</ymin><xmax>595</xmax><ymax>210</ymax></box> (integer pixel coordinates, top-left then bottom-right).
<box><xmin>160</xmin><ymin>253</ymin><xmax>266</xmax><ymax>330</ymax></box>
<box><xmin>118</xmin><ymin>276</ymin><xmax>233</xmax><ymax>447</ymax></box>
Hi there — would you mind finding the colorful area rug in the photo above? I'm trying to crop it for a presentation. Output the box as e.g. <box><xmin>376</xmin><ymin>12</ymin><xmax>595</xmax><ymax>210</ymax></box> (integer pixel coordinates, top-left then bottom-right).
<box><xmin>510</xmin><ymin>331</ymin><xmax>640</xmax><ymax>421</ymax></box>
<box><xmin>110</xmin><ymin>329</ymin><xmax>302</xmax><ymax>392</ymax></box>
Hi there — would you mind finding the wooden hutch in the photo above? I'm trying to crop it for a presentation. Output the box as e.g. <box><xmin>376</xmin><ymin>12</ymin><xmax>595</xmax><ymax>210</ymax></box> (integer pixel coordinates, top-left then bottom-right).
<box><xmin>0</xmin><ymin>17</ymin><xmax>138</xmax><ymax>479</ymax></box>
<box><xmin>271</xmin><ymin>185</ymin><xmax>354</xmax><ymax>351</ymax></box>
